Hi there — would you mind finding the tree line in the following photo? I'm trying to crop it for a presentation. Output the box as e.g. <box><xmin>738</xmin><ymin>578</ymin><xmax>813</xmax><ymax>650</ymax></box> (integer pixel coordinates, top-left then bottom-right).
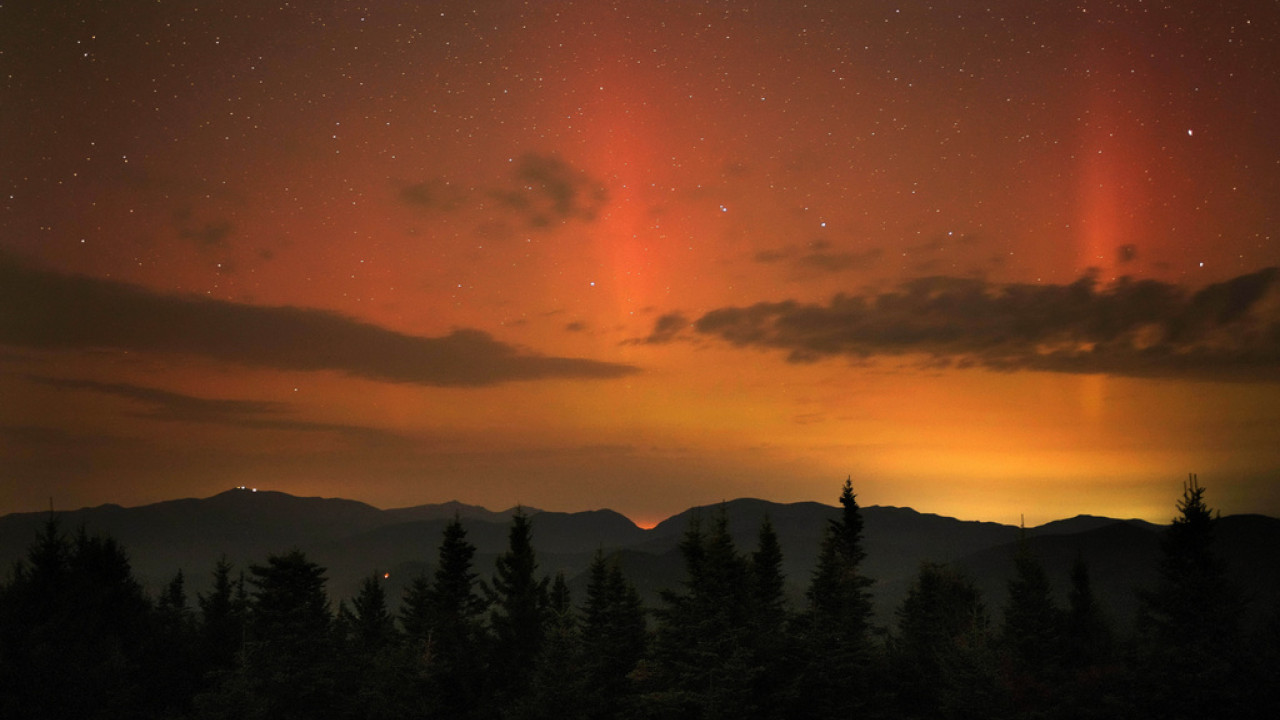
<box><xmin>2</xmin><ymin>476</ymin><xmax>1278</xmax><ymax>719</ymax></box>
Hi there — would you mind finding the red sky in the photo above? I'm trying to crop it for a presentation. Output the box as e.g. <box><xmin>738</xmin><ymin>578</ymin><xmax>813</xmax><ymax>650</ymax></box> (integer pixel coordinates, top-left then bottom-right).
<box><xmin>3</xmin><ymin>0</ymin><xmax>1278</xmax><ymax>526</ymax></box>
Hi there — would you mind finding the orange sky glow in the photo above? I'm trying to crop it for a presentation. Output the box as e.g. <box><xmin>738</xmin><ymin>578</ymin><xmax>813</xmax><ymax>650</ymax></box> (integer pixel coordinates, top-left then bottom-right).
<box><xmin>3</xmin><ymin>1</ymin><xmax>1278</xmax><ymax>526</ymax></box>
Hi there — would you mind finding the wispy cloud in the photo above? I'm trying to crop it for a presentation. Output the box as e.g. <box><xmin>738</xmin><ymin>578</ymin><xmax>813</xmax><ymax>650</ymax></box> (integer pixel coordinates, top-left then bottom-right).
<box><xmin>650</xmin><ymin>269</ymin><xmax>1280</xmax><ymax>382</ymax></box>
<box><xmin>639</xmin><ymin>312</ymin><xmax>690</xmax><ymax>344</ymax></box>
<box><xmin>27</xmin><ymin>376</ymin><xmax>411</xmax><ymax>445</ymax></box>
<box><xmin>0</xmin><ymin>254</ymin><xmax>639</xmax><ymax>386</ymax></box>
<box><xmin>30</xmin><ymin>376</ymin><xmax>284</xmax><ymax>423</ymax></box>
<box><xmin>753</xmin><ymin>240</ymin><xmax>883</xmax><ymax>277</ymax></box>
<box><xmin>400</xmin><ymin>153</ymin><xmax>607</xmax><ymax>229</ymax></box>
<box><xmin>490</xmin><ymin>153</ymin><xmax>608</xmax><ymax>227</ymax></box>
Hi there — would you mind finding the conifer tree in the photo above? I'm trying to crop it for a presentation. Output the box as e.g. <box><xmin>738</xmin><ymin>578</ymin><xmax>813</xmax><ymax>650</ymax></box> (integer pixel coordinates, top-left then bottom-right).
<box><xmin>748</xmin><ymin>516</ymin><xmax>795</xmax><ymax>716</ymax></box>
<box><xmin>581</xmin><ymin>551</ymin><xmax>647</xmax><ymax>718</ymax></box>
<box><xmin>240</xmin><ymin>549</ymin><xmax>337</xmax><ymax>720</ymax></box>
<box><xmin>1064</xmin><ymin>553</ymin><xmax>1111</xmax><ymax>667</ymax></box>
<box><xmin>195</xmin><ymin>558</ymin><xmax>248</xmax><ymax>707</ymax></box>
<box><xmin>401</xmin><ymin>515</ymin><xmax>488</xmax><ymax>720</ymax></box>
<box><xmin>796</xmin><ymin>477</ymin><xmax>877</xmax><ymax>719</ymax></box>
<box><xmin>526</xmin><ymin>572</ymin><xmax>585</xmax><ymax>720</ymax></box>
<box><xmin>0</xmin><ymin>520</ymin><xmax>164</xmax><ymax>719</ymax></box>
<box><xmin>648</xmin><ymin>507</ymin><xmax>756</xmax><ymax>719</ymax></box>
<box><xmin>891</xmin><ymin>562</ymin><xmax>1003</xmax><ymax>719</ymax></box>
<box><xmin>751</xmin><ymin>516</ymin><xmax>787</xmax><ymax>631</ymax></box>
<box><xmin>1135</xmin><ymin>475</ymin><xmax>1244</xmax><ymax>718</ymax></box>
<box><xmin>333</xmin><ymin>573</ymin><xmax>410</xmax><ymax>720</ymax></box>
<box><xmin>485</xmin><ymin>508</ymin><xmax>550</xmax><ymax>710</ymax></box>
<box><xmin>152</xmin><ymin>568</ymin><xmax>201</xmax><ymax>716</ymax></box>
<box><xmin>348</xmin><ymin>573</ymin><xmax>396</xmax><ymax>649</ymax></box>
<box><xmin>999</xmin><ymin>529</ymin><xmax>1063</xmax><ymax>713</ymax></box>
<box><xmin>1058</xmin><ymin>553</ymin><xmax>1122</xmax><ymax>719</ymax></box>
<box><xmin>399</xmin><ymin>573</ymin><xmax>433</xmax><ymax>643</ymax></box>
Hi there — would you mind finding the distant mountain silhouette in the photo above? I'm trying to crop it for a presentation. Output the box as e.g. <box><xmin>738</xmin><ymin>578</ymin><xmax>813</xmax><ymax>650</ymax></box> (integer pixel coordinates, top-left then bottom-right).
<box><xmin>3</xmin><ymin>489</ymin><xmax>1277</xmax><ymax>631</ymax></box>
<box><xmin>1027</xmin><ymin>513</ymin><xmax>1161</xmax><ymax>536</ymax></box>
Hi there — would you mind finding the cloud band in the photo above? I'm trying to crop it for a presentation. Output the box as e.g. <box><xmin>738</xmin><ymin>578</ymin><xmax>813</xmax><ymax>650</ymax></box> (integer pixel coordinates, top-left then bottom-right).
<box><xmin>668</xmin><ymin>270</ymin><xmax>1280</xmax><ymax>382</ymax></box>
<box><xmin>1</xmin><ymin>254</ymin><xmax>638</xmax><ymax>386</ymax></box>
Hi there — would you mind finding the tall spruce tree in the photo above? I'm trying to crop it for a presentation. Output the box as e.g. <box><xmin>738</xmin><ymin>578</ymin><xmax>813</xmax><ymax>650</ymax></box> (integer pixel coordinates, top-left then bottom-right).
<box><xmin>797</xmin><ymin>477</ymin><xmax>877</xmax><ymax>719</ymax></box>
<box><xmin>581</xmin><ymin>551</ymin><xmax>647</xmax><ymax>719</ymax></box>
<box><xmin>526</xmin><ymin>572</ymin><xmax>585</xmax><ymax>720</ymax></box>
<box><xmin>748</xmin><ymin>516</ymin><xmax>794</xmax><ymax>717</ymax></box>
<box><xmin>999</xmin><ymin>529</ymin><xmax>1063</xmax><ymax>713</ymax></box>
<box><xmin>152</xmin><ymin>569</ymin><xmax>201</xmax><ymax>716</ymax></box>
<box><xmin>347</xmin><ymin>573</ymin><xmax>396</xmax><ymax>649</ymax></box>
<box><xmin>1064</xmin><ymin>553</ymin><xmax>1111</xmax><ymax>668</ymax></box>
<box><xmin>647</xmin><ymin>507</ymin><xmax>758</xmax><ymax>719</ymax></box>
<box><xmin>401</xmin><ymin>515</ymin><xmax>488</xmax><ymax>720</ymax></box>
<box><xmin>485</xmin><ymin>508</ymin><xmax>551</xmax><ymax>709</ymax></box>
<box><xmin>239</xmin><ymin>550</ymin><xmax>337</xmax><ymax>720</ymax></box>
<box><xmin>751</xmin><ymin>516</ymin><xmax>787</xmax><ymax>631</ymax></box>
<box><xmin>891</xmin><ymin>562</ymin><xmax>1003</xmax><ymax>719</ymax></box>
<box><xmin>334</xmin><ymin>573</ymin><xmax>409</xmax><ymax>720</ymax></box>
<box><xmin>1059</xmin><ymin>553</ymin><xmax>1122</xmax><ymax>720</ymax></box>
<box><xmin>0</xmin><ymin>520</ymin><xmax>158</xmax><ymax>719</ymax></box>
<box><xmin>1135</xmin><ymin>475</ymin><xmax>1244</xmax><ymax>719</ymax></box>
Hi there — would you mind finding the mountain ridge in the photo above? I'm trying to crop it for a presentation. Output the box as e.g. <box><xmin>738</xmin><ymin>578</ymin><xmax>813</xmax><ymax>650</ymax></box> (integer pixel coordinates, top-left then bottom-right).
<box><xmin>3</xmin><ymin>488</ymin><xmax>1277</xmax><ymax>631</ymax></box>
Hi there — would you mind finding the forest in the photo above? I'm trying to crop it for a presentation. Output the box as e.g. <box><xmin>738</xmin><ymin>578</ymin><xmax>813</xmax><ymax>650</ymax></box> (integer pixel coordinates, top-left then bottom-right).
<box><xmin>2</xmin><ymin>477</ymin><xmax>1277</xmax><ymax>720</ymax></box>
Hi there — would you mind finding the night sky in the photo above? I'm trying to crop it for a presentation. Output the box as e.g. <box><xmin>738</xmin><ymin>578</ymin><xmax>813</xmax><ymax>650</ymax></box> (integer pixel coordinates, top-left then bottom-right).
<box><xmin>4</xmin><ymin>0</ymin><xmax>1278</xmax><ymax>526</ymax></box>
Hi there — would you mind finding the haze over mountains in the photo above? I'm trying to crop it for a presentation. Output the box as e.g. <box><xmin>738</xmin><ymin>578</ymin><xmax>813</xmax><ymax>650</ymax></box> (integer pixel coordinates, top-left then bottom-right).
<box><xmin>3</xmin><ymin>488</ymin><xmax>1277</xmax><ymax>629</ymax></box>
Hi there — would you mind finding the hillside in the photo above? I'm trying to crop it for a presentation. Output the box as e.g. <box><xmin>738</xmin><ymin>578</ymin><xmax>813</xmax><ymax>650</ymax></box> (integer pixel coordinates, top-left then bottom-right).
<box><xmin>3</xmin><ymin>488</ymin><xmax>1277</xmax><ymax>631</ymax></box>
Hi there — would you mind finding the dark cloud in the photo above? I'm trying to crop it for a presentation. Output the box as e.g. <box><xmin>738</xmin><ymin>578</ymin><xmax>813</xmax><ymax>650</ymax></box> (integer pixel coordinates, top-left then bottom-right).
<box><xmin>27</xmin><ymin>376</ymin><xmax>412</xmax><ymax>444</ymax></box>
<box><xmin>640</xmin><ymin>312</ymin><xmax>690</xmax><ymax>344</ymax></box>
<box><xmin>753</xmin><ymin>242</ymin><xmax>882</xmax><ymax>276</ymax></box>
<box><xmin>682</xmin><ymin>269</ymin><xmax>1280</xmax><ymax>382</ymax></box>
<box><xmin>753</xmin><ymin>248</ymin><xmax>790</xmax><ymax>264</ymax></box>
<box><xmin>400</xmin><ymin>154</ymin><xmax>607</xmax><ymax>229</ymax></box>
<box><xmin>174</xmin><ymin>207</ymin><xmax>234</xmax><ymax>248</ymax></box>
<box><xmin>795</xmin><ymin>248</ymin><xmax>883</xmax><ymax>275</ymax></box>
<box><xmin>491</xmin><ymin>153</ymin><xmax>608</xmax><ymax>227</ymax></box>
<box><xmin>398</xmin><ymin>179</ymin><xmax>467</xmax><ymax>212</ymax></box>
<box><xmin>1118</xmin><ymin>244</ymin><xmax>1138</xmax><ymax>264</ymax></box>
<box><xmin>30</xmin><ymin>376</ymin><xmax>284</xmax><ymax>423</ymax></box>
<box><xmin>0</xmin><ymin>255</ymin><xmax>639</xmax><ymax>386</ymax></box>
<box><xmin>565</xmin><ymin>321</ymin><xmax>588</xmax><ymax>333</ymax></box>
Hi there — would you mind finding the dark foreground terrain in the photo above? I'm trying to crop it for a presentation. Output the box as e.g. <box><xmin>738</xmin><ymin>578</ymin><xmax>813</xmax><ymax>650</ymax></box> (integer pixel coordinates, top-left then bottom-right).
<box><xmin>2</xmin><ymin>478</ymin><xmax>1277</xmax><ymax>719</ymax></box>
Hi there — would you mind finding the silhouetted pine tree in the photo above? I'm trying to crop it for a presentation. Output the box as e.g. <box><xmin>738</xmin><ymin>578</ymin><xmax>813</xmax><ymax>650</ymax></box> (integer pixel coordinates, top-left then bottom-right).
<box><xmin>1065</xmin><ymin>553</ymin><xmax>1111</xmax><ymax>667</ymax></box>
<box><xmin>645</xmin><ymin>507</ymin><xmax>757</xmax><ymax>719</ymax></box>
<box><xmin>346</xmin><ymin>573</ymin><xmax>397</xmax><ymax>648</ymax></box>
<box><xmin>580</xmin><ymin>551</ymin><xmax>647</xmax><ymax>719</ymax></box>
<box><xmin>0</xmin><ymin>519</ymin><xmax>161</xmax><ymax>720</ymax></box>
<box><xmin>197</xmin><ymin>559</ymin><xmax>247</xmax><ymax>676</ymax></box>
<box><xmin>890</xmin><ymin>562</ymin><xmax>1005</xmax><ymax>719</ymax></box>
<box><xmin>795</xmin><ymin>477</ymin><xmax>879</xmax><ymax>719</ymax></box>
<box><xmin>222</xmin><ymin>550</ymin><xmax>338</xmax><ymax>720</ymax></box>
<box><xmin>401</xmin><ymin>515</ymin><xmax>488</xmax><ymax>720</ymax></box>
<box><xmin>525</xmin><ymin>572</ymin><xmax>586</xmax><ymax>720</ymax></box>
<box><xmin>999</xmin><ymin>528</ymin><xmax>1063</xmax><ymax>713</ymax></box>
<box><xmin>1059</xmin><ymin>553</ymin><xmax>1125</xmax><ymax>720</ymax></box>
<box><xmin>485</xmin><ymin>508</ymin><xmax>550</xmax><ymax>713</ymax></box>
<box><xmin>333</xmin><ymin>573</ymin><xmax>411</xmax><ymax>720</ymax></box>
<box><xmin>1135</xmin><ymin>475</ymin><xmax>1244</xmax><ymax>719</ymax></box>
<box><xmin>747</xmin><ymin>516</ymin><xmax>796</xmax><ymax>717</ymax></box>
<box><xmin>150</xmin><ymin>569</ymin><xmax>201</xmax><ymax>716</ymax></box>
<box><xmin>399</xmin><ymin>574</ymin><xmax>434</xmax><ymax>644</ymax></box>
